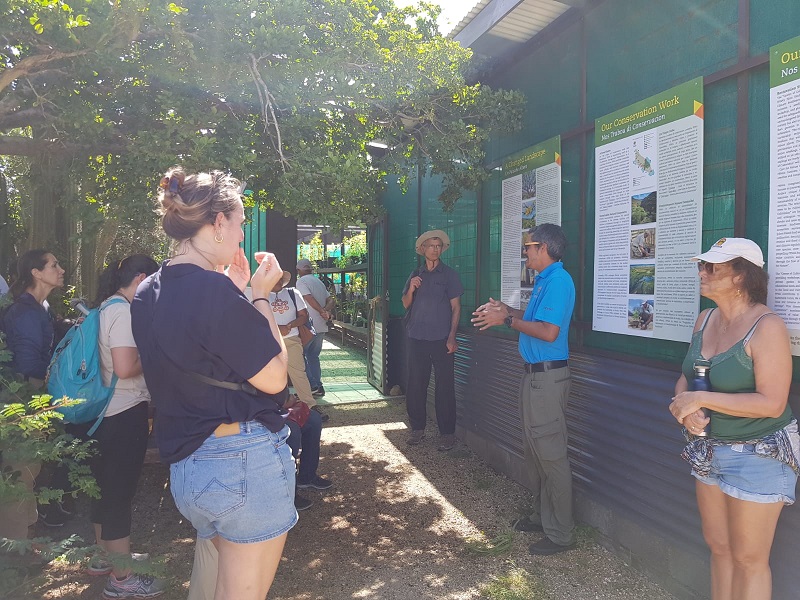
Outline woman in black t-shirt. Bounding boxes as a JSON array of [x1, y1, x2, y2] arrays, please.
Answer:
[[131, 168, 293, 600]]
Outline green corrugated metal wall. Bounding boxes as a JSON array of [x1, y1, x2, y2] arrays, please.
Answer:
[[380, 0, 800, 368]]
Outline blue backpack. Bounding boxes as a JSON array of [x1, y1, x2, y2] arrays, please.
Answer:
[[46, 298, 126, 435]]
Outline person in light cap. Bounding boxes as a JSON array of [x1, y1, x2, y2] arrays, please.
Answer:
[[670, 237, 798, 600], [402, 229, 463, 452], [690, 236, 765, 268], [296, 258, 335, 407]]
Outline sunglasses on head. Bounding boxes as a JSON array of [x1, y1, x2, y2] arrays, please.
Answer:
[[697, 260, 716, 274], [524, 241, 542, 247]]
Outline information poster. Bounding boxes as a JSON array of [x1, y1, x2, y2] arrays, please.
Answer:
[[768, 36, 800, 355], [500, 136, 561, 310], [592, 78, 704, 342]]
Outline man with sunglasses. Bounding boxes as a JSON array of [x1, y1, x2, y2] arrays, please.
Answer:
[[402, 230, 463, 451], [472, 223, 576, 555]]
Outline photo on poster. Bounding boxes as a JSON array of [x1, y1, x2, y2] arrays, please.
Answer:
[[522, 198, 536, 230], [628, 298, 654, 331], [630, 228, 656, 260], [520, 288, 532, 307], [522, 169, 536, 200], [629, 264, 655, 294], [631, 191, 657, 225], [520, 259, 536, 286]]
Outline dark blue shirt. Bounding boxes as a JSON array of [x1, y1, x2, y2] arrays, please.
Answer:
[[2, 292, 54, 379], [131, 263, 287, 464], [518, 262, 574, 363], [402, 261, 463, 341]]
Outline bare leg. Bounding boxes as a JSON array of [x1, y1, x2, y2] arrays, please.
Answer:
[[727, 495, 784, 600], [94, 523, 133, 579], [696, 480, 733, 600], [213, 533, 288, 600]]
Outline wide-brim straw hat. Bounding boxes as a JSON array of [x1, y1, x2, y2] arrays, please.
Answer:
[[415, 230, 451, 255], [279, 270, 292, 288]]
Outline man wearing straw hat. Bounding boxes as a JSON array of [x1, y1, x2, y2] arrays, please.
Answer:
[[402, 230, 463, 451]]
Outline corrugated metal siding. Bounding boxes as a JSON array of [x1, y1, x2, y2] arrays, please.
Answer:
[[379, 1, 800, 597]]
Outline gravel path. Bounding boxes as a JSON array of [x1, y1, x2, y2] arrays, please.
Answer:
[[26, 400, 679, 600]]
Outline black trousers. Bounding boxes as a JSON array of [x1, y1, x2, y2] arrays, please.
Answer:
[[88, 401, 150, 541], [406, 337, 456, 434]]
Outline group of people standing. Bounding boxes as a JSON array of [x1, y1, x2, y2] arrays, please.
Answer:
[[1, 168, 336, 599], [406, 225, 799, 599], [2, 168, 798, 600]]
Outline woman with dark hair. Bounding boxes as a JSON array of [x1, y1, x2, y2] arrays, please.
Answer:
[[131, 167, 293, 600], [0, 250, 64, 535], [2, 249, 64, 384], [669, 238, 799, 600], [84, 254, 165, 598]]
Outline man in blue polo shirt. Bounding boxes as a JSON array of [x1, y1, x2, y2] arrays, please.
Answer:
[[402, 229, 463, 452], [472, 223, 576, 556]]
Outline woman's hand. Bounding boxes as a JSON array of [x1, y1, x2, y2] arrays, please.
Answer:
[[225, 248, 251, 293], [251, 252, 283, 298], [681, 409, 710, 435], [669, 391, 704, 423]]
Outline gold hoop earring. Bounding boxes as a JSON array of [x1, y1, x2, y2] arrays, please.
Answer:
[[214, 231, 224, 244]]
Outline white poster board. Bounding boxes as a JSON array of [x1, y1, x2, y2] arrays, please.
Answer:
[[768, 36, 800, 355], [592, 78, 704, 342], [500, 137, 561, 310]]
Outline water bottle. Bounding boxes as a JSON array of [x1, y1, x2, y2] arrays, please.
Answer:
[[690, 359, 712, 437]]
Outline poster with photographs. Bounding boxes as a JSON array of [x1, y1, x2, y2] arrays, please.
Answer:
[[500, 136, 561, 310], [593, 78, 703, 342]]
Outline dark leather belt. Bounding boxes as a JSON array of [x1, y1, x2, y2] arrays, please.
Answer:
[[524, 360, 568, 373]]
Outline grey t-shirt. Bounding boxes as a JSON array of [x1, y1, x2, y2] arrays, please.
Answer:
[[296, 274, 330, 333]]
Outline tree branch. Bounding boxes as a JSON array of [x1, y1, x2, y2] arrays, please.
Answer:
[[0, 136, 126, 157], [0, 50, 90, 95]]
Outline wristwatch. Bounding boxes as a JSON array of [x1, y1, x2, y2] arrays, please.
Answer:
[[504, 315, 514, 328]]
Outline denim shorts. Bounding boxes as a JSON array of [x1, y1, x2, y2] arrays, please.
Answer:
[[693, 443, 798, 505], [170, 422, 298, 543]]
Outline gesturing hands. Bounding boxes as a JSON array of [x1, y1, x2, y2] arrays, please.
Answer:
[[471, 298, 509, 330]]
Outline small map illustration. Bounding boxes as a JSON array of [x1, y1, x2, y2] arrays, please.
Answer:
[[633, 149, 655, 176]]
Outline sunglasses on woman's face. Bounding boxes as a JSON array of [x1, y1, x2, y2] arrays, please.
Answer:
[[696, 260, 716, 274]]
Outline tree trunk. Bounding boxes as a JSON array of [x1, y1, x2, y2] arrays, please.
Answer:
[[0, 174, 13, 276]]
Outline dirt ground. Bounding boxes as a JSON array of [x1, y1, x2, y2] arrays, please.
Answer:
[[21, 400, 679, 600]]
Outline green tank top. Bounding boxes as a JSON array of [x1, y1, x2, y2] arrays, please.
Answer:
[[681, 309, 792, 441]]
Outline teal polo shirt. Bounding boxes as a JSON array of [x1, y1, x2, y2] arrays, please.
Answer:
[[518, 261, 575, 364]]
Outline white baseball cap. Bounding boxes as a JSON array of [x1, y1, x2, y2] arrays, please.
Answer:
[[692, 237, 764, 268]]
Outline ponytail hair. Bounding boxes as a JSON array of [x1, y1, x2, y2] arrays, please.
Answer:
[[95, 254, 159, 304], [10, 249, 51, 299]]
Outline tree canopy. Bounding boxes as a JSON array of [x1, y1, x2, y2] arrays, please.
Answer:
[[0, 0, 524, 276]]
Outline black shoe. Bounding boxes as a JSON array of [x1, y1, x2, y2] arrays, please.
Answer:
[[297, 476, 333, 491], [311, 386, 326, 398], [312, 405, 329, 422], [39, 507, 69, 527], [295, 494, 313, 511], [528, 537, 575, 555], [511, 516, 543, 533]]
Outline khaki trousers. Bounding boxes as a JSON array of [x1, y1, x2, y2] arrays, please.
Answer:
[[520, 366, 575, 546], [0, 461, 41, 539], [284, 335, 315, 408]]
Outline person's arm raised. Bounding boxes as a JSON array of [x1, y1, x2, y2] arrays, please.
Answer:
[[248, 252, 289, 394]]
